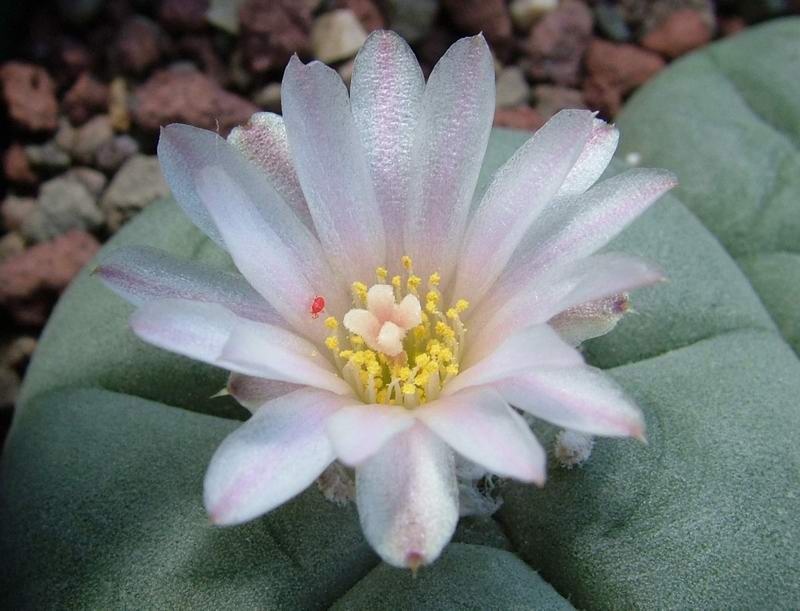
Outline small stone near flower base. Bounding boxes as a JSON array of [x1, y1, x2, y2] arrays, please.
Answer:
[[0, 62, 59, 132], [96, 135, 140, 173], [3, 143, 38, 185], [1, 196, 36, 232], [533, 85, 586, 119], [311, 10, 369, 64], [22, 174, 103, 243], [510, 0, 558, 32], [641, 9, 713, 58], [63, 72, 109, 125], [494, 106, 545, 132], [252, 82, 282, 113], [495, 66, 530, 109], [101, 155, 170, 232]]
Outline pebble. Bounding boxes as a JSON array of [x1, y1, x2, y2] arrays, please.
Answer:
[[3, 143, 38, 185], [1, 335, 38, 370], [311, 9, 369, 64], [336, 0, 386, 31], [22, 175, 104, 243], [1, 196, 36, 232], [109, 78, 131, 133], [443, 0, 512, 50], [593, 2, 631, 41], [641, 8, 713, 58], [495, 65, 531, 109], [65, 167, 107, 198], [239, 0, 312, 73], [532, 84, 586, 119], [0, 62, 59, 132], [63, 72, 109, 125], [385, 0, 439, 43], [0, 233, 25, 263], [0, 230, 101, 326], [95, 134, 140, 172], [522, 0, 593, 86], [159, 0, 211, 32], [71, 114, 114, 165], [115, 16, 164, 74], [251, 82, 282, 113], [101, 155, 170, 232], [0, 367, 20, 410], [133, 65, 257, 136], [24, 141, 71, 173], [583, 38, 665, 116], [493, 105, 545, 131], [509, 0, 558, 32]]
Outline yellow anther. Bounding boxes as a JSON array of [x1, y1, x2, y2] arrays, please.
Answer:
[[435, 321, 455, 339], [446, 364, 459, 376], [398, 366, 412, 381], [439, 347, 453, 362], [415, 354, 430, 368], [391, 275, 401, 289], [350, 335, 364, 346], [401, 256, 413, 271], [339, 350, 353, 360], [446, 308, 459, 320], [414, 325, 427, 341], [428, 272, 441, 287], [376, 266, 388, 281], [455, 299, 470, 313], [425, 301, 438, 314], [376, 388, 388, 403], [367, 361, 381, 376], [426, 291, 439, 304], [402, 382, 417, 395], [352, 281, 368, 303], [407, 275, 422, 291], [420, 312, 430, 324], [424, 361, 439, 374], [324, 316, 338, 330], [351, 351, 367, 365], [415, 372, 429, 387], [325, 336, 339, 350]]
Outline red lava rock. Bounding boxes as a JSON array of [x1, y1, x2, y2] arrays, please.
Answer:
[[583, 38, 665, 117], [533, 84, 586, 119], [133, 65, 258, 136], [493, 106, 545, 131], [0, 230, 100, 326], [115, 16, 164, 74], [522, 0, 592, 86], [0, 62, 59, 132], [239, 0, 312, 73], [177, 35, 229, 85], [63, 73, 110, 125], [336, 0, 386, 31], [160, 0, 210, 31], [443, 0, 512, 52], [3, 143, 38, 186], [641, 9, 713, 58]]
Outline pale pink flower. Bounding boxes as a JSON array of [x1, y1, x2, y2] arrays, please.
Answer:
[[97, 31, 676, 569]]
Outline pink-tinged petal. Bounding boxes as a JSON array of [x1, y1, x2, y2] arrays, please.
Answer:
[[159, 124, 348, 342], [227, 373, 302, 412], [418, 387, 545, 483], [326, 404, 415, 466], [506, 168, 678, 283], [469, 253, 664, 359], [549, 294, 629, 346], [448, 324, 583, 396], [282, 56, 386, 284], [227, 112, 313, 230], [495, 366, 646, 439], [366, 284, 397, 322], [343, 309, 380, 344], [130, 299, 237, 365], [395, 294, 422, 329], [96, 246, 280, 324], [377, 321, 404, 357], [219, 318, 353, 396], [204, 388, 350, 525], [556, 118, 619, 198], [356, 423, 458, 568], [453, 110, 595, 305], [351, 30, 425, 266], [404, 35, 495, 282]]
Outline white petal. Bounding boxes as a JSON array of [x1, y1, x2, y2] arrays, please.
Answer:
[[351, 30, 425, 266], [96, 246, 279, 323], [404, 35, 495, 281], [377, 321, 404, 357], [219, 318, 353, 396], [556, 118, 619, 197], [469, 253, 664, 361], [227, 373, 302, 412], [227, 112, 313, 229], [496, 366, 646, 439], [507, 168, 678, 281], [446, 324, 583, 396], [417, 387, 545, 483], [130, 299, 237, 365], [343, 309, 380, 344], [366, 283, 397, 322], [282, 56, 386, 284], [395, 293, 422, 329], [160, 124, 348, 342], [326, 404, 415, 466], [454, 109, 596, 305], [204, 388, 349, 525], [356, 423, 458, 568]]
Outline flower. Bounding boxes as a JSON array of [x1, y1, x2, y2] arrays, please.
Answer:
[[96, 30, 676, 569]]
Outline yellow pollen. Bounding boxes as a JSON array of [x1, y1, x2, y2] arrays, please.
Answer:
[[401, 256, 413, 271], [402, 382, 417, 395], [325, 336, 339, 351], [446, 308, 458, 320], [407, 275, 422, 292], [391, 275, 402, 289], [428, 272, 441, 287], [324, 316, 338, 330], [339, 350, 353, 360], [350, 335, 364, 346], [376, 266, 388, 281], [455, 299, 470, 313], [351, 281, 368, 303]]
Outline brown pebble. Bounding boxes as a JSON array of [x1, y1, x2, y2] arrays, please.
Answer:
[[641, 9, 713, 59], [0, 62, 59, 132], [493, 105, 546, 131]]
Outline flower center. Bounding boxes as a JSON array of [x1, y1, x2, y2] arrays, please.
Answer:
[[322, 256, 469, 408]]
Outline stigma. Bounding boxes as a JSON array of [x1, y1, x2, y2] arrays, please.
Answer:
[[322, 256, 469, 408]]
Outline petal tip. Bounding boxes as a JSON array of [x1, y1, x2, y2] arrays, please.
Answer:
[[406, 551, 426, 576]]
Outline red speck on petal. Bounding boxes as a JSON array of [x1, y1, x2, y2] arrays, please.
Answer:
[[310, 295, 325, 319]]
